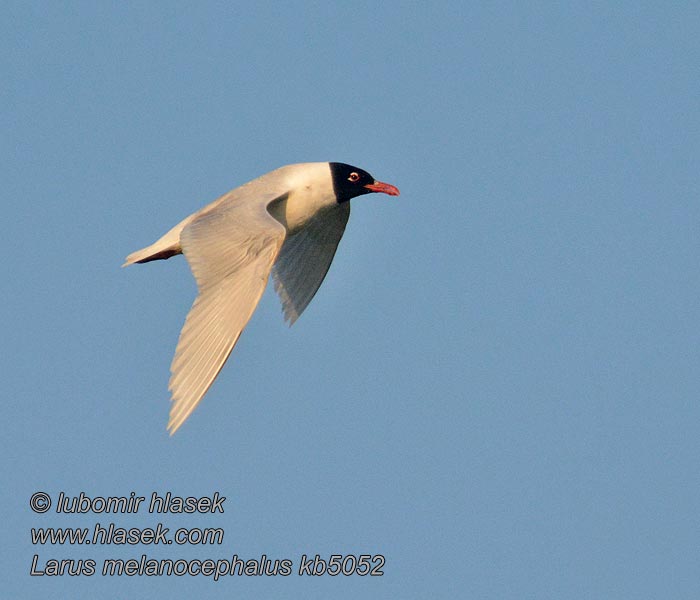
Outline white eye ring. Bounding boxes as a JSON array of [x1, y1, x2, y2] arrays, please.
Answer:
[[348, 172, 360, 182]]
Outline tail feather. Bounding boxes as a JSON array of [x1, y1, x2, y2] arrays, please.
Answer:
[[123, 217, 192, 267], [123, 244, 180, 267]]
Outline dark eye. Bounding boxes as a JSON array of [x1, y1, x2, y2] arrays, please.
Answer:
[[348, 172, 360, 183]]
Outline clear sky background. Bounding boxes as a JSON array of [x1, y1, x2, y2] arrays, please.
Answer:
[[4, 2, 699, 598]]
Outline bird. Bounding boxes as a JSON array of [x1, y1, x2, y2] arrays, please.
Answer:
[[124, 162, 400, 434]]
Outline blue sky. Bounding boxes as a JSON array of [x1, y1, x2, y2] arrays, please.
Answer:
[[4, 2, 700, 598]]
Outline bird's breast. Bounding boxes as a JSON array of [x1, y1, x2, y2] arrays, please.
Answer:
[[268, 185, 337, 234]]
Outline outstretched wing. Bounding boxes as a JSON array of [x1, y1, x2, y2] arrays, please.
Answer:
[[167, 194, 286, 434], [272, 203, 350, 325]]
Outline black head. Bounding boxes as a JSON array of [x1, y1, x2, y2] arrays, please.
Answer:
[[329, 162, 400, 203]]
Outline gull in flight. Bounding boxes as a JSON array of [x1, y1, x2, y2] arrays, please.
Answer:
[[124, 162, 399, 434]]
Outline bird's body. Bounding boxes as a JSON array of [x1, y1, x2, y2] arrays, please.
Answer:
[[124, 162, 399, 434]]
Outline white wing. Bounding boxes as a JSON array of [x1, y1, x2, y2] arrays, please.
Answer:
[[167, 193, 286, 434], [272, 203, 350, 324]]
